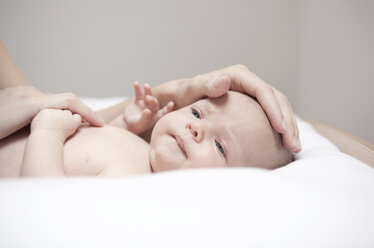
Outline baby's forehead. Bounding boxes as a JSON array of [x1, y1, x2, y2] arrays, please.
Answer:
[[197, 92, 269, 131], [200, 91, 261, 117]]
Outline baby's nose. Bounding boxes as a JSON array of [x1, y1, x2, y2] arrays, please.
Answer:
[[187, 122, 204, 143]]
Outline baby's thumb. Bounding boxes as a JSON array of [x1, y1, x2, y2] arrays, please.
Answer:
[[73, 114, 82, 126]]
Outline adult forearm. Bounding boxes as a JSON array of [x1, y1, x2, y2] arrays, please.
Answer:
[[21, 131, 65, 177], [152, 78, 184, 108], [95, 98, 132, 124], [0, 41, 29, 90]]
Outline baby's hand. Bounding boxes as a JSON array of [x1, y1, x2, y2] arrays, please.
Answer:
[[30, 109, 82, 142], [123, 82, 174, 134]]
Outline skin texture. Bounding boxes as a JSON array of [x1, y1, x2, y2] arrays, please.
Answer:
[[149, 91, 292, 172]]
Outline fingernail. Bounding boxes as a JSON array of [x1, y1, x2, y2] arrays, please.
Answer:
[[294, 138, 301, 151], [99, 117, 105, 125], [297, 139, 302, 150]]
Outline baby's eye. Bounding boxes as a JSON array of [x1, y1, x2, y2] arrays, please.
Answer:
[[191, 108, 201, 119], [215, 141, 225, 156]]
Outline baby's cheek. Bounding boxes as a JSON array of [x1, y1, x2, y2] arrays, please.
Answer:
[[188, 150, 224, 169], [150, 145, 182, 172]]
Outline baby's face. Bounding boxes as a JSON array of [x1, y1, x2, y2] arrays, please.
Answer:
[[149, 91, 280, 172]]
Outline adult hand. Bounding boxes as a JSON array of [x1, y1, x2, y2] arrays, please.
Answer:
[[177, 65, 301, 153], [0, 85, 104, 140]]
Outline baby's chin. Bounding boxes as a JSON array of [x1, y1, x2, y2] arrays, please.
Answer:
[[148, 147, 160, 172], [148, 146, 177, 172]]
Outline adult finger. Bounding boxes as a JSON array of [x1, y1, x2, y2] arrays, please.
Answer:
[[273, 89, 302, 152], [276, 91, 301, 152], [45, 93, 104, 127], [285, 98, 301, 152], [274, 90, 301, 152], [254, 86, 287, 135], [190, 73, 231, 100], [206, 74, 231, 98]]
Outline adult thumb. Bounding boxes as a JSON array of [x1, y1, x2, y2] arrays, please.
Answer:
[[205, 74, 231, 98]]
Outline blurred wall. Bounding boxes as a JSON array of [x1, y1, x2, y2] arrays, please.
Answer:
[[0, 0, 373, 142], [298, 0, 374, 143]]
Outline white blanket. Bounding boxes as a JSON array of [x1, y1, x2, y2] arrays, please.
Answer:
[[0, 97, 373, 248]]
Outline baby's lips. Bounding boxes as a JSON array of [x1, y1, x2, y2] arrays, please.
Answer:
[[175, 135, 185, 152]]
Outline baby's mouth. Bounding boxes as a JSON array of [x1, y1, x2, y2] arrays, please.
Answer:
[[174, 134, 187, 156]]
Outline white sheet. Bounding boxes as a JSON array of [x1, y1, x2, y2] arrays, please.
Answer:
[[0, 97, 373, 248]]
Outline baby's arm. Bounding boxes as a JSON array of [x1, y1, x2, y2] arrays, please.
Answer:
[[21, 109, 82, 177]]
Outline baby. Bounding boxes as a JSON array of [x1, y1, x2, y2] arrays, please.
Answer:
[[0, 84, 292, 177]]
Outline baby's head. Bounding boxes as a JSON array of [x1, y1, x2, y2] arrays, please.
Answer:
[[149, 91, 292, 172]]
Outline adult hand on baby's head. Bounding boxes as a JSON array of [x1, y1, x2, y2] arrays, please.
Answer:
[[183, 65, 301, 153], [123, 82, 174, 135], [30, 109, 82, 142]]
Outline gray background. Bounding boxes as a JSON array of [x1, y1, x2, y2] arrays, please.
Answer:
[[0, 0, 373, 143]]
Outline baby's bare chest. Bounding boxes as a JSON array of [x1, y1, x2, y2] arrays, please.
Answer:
[[63, 126, 151, 176]]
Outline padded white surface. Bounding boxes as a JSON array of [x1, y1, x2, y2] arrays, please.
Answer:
[[0, 97, 373, 248]]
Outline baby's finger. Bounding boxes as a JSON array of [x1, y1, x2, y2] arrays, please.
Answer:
[[134, 81, 143, 100], [145, 95, 159, 112], [73, 114, 82, 125], [144, 84, 153, 97], [137, 109, 152, 128], [157, 101, 174, 119], [166, 101, 174, 112]]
